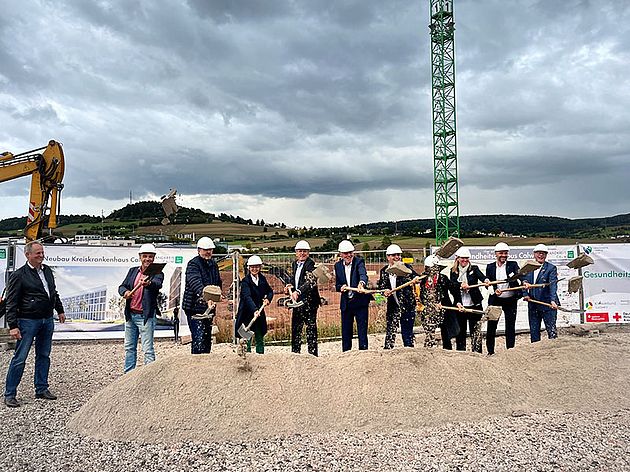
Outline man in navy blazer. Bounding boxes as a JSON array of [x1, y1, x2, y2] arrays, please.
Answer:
[[334, 240, 372, 351], [522, 244, 559, 342], [484, 242, 523, 355], [119, 243, 164, 373]]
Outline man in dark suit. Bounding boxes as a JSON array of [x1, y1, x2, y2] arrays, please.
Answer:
[[484, 242, 523, 355], [286, 240, 321, 356], [235, 255, 274, 354], [4, 241, 65, 408], [119, 243, 164, 372], [334, 240, 372, 351], [377, 244, 419, 349], [522, 244, 559, 342]]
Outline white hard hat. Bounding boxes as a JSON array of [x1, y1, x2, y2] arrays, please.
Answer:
[[138, 243, 156, 254], [247, 255, 263, 266], [294, 240, 311, 251], [197, 236, 215, 249], [386, 244, 402, 255], [533, 243, 549, 253], [494, 242, 510, 252], [455, 247, 471, 258], [338, 240, 355, 253], [424, 254, 440, 268]]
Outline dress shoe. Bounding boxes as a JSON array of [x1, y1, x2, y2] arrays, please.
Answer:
[[4, 397, 20, 408], [35, 390, 57, 400]]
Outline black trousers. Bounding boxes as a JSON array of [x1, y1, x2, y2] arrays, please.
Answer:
[[441, 324, 452, 350], [455, 304, 483, 353], [291, 307, 318, 356], [486, 297, 518, 354], [185, 311, 212, 354], [384, 307, 416, 349], [341, 306, 369, 351], [440, 310, 461, 350]]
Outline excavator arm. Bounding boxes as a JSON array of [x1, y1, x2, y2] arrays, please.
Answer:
[[0, 140, 65, 241]]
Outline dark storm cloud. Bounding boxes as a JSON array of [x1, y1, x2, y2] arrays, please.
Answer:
[[1, 0, 629, 224]]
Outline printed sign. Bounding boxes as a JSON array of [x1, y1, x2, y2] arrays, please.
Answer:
[[582, 243, 630, 324]]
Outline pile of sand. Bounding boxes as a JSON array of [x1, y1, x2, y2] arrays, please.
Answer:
[[69, 333, 630, 443]]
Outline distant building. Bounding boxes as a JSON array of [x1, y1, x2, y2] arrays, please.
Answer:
[[168, 267, 182, 310], [85, 239, 135, 247], [61, 285, 110, 321], [74, 235, 101, 242], [175, 232, 196, 241], [228, 245, 248, 252]]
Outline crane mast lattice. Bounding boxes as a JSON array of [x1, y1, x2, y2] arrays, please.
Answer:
[[429, 0, 460, 244]]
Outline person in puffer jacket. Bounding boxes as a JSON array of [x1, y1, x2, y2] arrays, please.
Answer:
[[182, 237, 222, 354]]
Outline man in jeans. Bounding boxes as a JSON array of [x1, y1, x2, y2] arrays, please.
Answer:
[[4, 241, 65, 408], [119, 243, 164, 373]]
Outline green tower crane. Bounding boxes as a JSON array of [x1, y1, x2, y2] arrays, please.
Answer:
[[429, 0, 460, 244]]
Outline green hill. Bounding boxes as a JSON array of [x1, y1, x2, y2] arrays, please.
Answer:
[[1, 200, 628, 245]]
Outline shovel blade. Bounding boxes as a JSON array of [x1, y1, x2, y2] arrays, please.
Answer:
[[517, 260, 542, 277], [238, 324, 254, 340], [558, 306, 586, 314], [567, 254, 594, 269], [567, 276, 583, 294], [285, 300, 305, 309], [435, 237, 464, 258], [485, 306, 503, 321]]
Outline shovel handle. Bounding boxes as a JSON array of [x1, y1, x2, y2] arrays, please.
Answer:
[[389, 275, 425, 293], [126, 275, 150, 297], [529, 298, 583, 314], [342, 286, 368, 293], [342, 275, 425, 295], [499, 285, 527, 292], [527, 298, 556, 309], [516, 277, 567, 293], [244, 305, 265, 331], [341, 284, 379, 294], [466, 280, 504, 289], [440, 305, 485, 316]]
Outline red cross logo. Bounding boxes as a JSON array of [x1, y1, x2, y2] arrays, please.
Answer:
[[613, 313, 621, 322]]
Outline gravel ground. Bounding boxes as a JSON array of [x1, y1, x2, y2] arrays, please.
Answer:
[[1, 333, 629, 471]]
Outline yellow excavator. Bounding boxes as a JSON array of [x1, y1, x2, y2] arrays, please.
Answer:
[[0, 140, 65, 241]]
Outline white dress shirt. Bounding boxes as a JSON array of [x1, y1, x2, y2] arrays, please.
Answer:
[[28, 262, 50, 298]]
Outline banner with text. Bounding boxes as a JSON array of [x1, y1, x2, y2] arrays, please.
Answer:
[[441, 245, 582, 332], [15, 245, 202, 340], [581, 243, 630, 324]]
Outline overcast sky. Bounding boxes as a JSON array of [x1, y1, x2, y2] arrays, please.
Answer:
[[1, 0, 629, 227]]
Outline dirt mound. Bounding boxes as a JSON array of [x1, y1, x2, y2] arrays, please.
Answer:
[[68, 334, 630, 443]]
